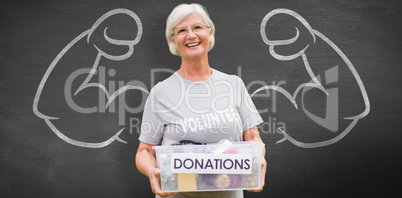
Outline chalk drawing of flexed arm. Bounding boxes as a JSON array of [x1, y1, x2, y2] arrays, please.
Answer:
[[253, 8, 370, 148], [33, 9, 147, 148]]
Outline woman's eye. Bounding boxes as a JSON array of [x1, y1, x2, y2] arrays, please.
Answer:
[[194, 26, 202, 30], [178, 29, 185, 34]]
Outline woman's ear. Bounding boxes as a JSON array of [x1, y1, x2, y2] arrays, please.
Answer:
[[169, 42, 178, 55], [171, 38, 177, 47], [171, 39, 176, 48]]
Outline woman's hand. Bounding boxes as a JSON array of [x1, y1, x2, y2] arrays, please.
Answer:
[[247, 157, 267, 192], [136, 142, 178, 197], [243, 126, 267, 193], [148, 168, 178, 197]]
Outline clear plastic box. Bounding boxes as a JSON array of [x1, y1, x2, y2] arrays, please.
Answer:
[[153, 141, 264, 192]]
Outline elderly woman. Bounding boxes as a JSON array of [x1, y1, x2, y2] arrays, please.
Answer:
[[136, 3, 266, 198]]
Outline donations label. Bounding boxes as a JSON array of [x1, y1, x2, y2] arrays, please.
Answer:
[[170, 153, 253, 174]]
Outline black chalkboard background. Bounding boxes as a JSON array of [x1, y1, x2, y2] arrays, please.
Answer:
[[1, 0, 402, 197]]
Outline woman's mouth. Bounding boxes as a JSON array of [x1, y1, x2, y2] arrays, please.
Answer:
[[186, 42, 201, 48]]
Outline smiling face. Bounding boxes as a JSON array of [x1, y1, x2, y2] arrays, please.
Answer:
[[172, 13, 211, 61]]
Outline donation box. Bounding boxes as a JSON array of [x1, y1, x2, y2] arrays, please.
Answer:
[[153, 141, 264, 192]]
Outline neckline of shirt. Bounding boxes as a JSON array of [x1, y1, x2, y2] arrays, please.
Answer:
[[174, 68, 216, 84]]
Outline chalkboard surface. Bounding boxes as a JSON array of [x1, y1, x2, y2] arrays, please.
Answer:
[[1, 0, 401, 197]]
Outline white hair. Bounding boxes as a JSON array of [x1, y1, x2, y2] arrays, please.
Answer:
[[165, 3, 216, 56]]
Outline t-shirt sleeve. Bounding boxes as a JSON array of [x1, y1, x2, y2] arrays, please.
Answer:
[[138, 88, 164, 145], [236, 77, 264, 132]]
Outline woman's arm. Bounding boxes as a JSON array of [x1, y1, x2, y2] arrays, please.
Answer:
[[136, 142, 178, 197], [243, 126, 267, 192]]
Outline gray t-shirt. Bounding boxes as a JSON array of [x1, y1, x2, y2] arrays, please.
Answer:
[[139, 68, 263, 198]]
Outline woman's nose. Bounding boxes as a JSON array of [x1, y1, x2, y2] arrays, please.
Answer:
[[186, 29, 196, 39]]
